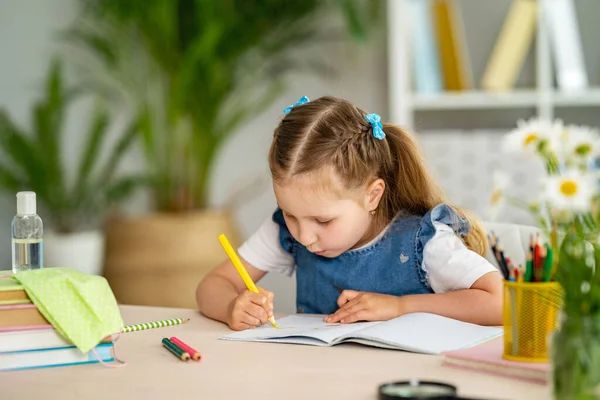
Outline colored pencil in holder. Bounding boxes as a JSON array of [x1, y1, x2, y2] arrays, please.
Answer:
[[529, 234, 535, 260], [507, 257, 516, 282], [489, 233, 508, 279], [524, 251, 533, 283], [497, 245, 510, 279], [534, 244, 546, 282], [542, 243, 554, 282]]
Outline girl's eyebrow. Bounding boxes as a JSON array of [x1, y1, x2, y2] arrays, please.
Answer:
[[278, 204, 335, 220]]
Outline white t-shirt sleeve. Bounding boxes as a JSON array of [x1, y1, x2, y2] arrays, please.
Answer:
[[423, 221, 499, 293], [237, 215, 296, 277]]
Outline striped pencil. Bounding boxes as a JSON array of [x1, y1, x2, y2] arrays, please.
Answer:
[[122, 318, 190, 333]]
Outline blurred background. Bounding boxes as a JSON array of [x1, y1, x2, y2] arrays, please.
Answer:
[[1, 0, 599, 313]]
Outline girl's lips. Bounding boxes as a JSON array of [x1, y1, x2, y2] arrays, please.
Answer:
[[314, 250, 326, 255]]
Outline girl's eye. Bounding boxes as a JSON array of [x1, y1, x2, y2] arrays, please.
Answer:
[[316, 219, 332, 226], [284, 213, 295, 220]]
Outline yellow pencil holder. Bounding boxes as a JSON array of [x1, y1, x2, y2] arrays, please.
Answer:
[[502, 281, 562, 362]]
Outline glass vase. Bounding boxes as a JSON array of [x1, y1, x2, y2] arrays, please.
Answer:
[[551, 313, 600, 400]]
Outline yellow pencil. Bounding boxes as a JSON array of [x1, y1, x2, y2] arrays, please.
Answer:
[[218, 233, 278, 328]]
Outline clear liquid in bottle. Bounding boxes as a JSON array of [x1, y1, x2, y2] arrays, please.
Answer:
[[12, 237, 43, 273], [11, 192, 44, 274]]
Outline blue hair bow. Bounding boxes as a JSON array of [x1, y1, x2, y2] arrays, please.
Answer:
[[366, 113, 385, 140], [283, 96, 310, 114]]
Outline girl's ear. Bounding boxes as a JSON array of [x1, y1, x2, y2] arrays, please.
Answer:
[[365, 178, 385, 212]]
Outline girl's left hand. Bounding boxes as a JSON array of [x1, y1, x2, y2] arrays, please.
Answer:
[[324, 290, 407, 324]]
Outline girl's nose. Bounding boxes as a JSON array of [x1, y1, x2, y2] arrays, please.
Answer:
[[297, 226, 317, 248]]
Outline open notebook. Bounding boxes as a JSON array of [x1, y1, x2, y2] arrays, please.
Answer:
[[221, 313, 503, 355]]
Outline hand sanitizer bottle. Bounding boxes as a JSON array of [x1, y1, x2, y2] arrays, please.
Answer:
[[12, 191, 44, 273]]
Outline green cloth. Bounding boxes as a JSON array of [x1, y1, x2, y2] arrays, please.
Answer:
[[12, 267, 123, 353]]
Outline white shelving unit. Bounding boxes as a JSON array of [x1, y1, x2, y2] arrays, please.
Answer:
[[412, 89, 539, 110], [387, 0, 600, 130]]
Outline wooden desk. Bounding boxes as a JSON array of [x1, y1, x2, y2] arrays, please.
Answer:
[[1, 305, 550, 399]]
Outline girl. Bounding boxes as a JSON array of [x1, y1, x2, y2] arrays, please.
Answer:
[[197, 96, 502, 331]]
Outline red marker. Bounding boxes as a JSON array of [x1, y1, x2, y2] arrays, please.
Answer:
[[170, 337, 201, 361]]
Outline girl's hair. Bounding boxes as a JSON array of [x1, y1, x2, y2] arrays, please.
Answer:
[[269, 96, 488, 256]]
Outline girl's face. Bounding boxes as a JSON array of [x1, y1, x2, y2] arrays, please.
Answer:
[[273, 170, 384, 258]]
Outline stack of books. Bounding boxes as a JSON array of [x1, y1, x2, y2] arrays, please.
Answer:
[[0, 276, 114, 371]]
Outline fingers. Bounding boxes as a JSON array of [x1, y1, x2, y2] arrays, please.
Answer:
[[245, 303, 269, 325], [327, 303, 360, 323], [249, 292, 274, 317], [239, 312, 262, 328], [229, 305, 267, 330], [229, 321, 256, 331], [229, 289, 274, 331], [337, 310, 368, 324], [337, 289, 360, 307], [256, 286, 275, 312], [325, 312, 345, 323], [327, 291, 368, 323], [326, 298, 361, 323], [328, 297, 370, 323]]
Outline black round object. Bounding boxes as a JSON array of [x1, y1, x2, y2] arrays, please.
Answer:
[[378, 380, 458, 399]]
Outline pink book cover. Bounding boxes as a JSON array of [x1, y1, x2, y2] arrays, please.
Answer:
[[0, 325, 53, 333], [0, 303, 36, 310], [441, 339, 549, 384]]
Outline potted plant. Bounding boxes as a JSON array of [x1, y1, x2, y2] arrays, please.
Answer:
[[65, 0, 380, 307], [0, 58, 145, 276], [490, 118, 600, 399]]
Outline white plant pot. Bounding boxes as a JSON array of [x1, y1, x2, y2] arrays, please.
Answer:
[[43, 230, 105, 276]]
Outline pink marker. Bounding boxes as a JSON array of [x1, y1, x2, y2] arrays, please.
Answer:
[[170, 336, 201, 361]]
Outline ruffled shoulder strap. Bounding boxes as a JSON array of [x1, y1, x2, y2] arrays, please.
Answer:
[[416, 203, 471, 266]]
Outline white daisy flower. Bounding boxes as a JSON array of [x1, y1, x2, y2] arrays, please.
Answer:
[[562, 124, 600, 161], [542, 169, 597, 213], [502, 118, 564, 156]]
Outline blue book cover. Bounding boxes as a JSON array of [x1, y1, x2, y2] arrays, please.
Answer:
[[410, 0, 444, 94], [0, 342, 114, 371]]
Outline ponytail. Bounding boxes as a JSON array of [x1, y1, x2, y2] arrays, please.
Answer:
[[379, 124, 488, 257]]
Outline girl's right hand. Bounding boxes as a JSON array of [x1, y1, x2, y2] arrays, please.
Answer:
[[227, 286, 274, 331]]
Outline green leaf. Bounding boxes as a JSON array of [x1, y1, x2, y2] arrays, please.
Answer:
[[0, 163, 23, 192], [103, 174, 149, 206], [73, 103, 110, 202], [0, 110, 48, 198], [96, 117, 140, 189], [216, 79, 285, 139], [39, 58, 66, 160], [341, 0, 366, 40], [590, 243, 600, 314], [61, 27, 117, 66], [557, 232, 596, 315], [32, 58, 69, 206]]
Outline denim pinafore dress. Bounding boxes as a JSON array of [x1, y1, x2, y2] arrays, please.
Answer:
[[272, 204, 470, 314]]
